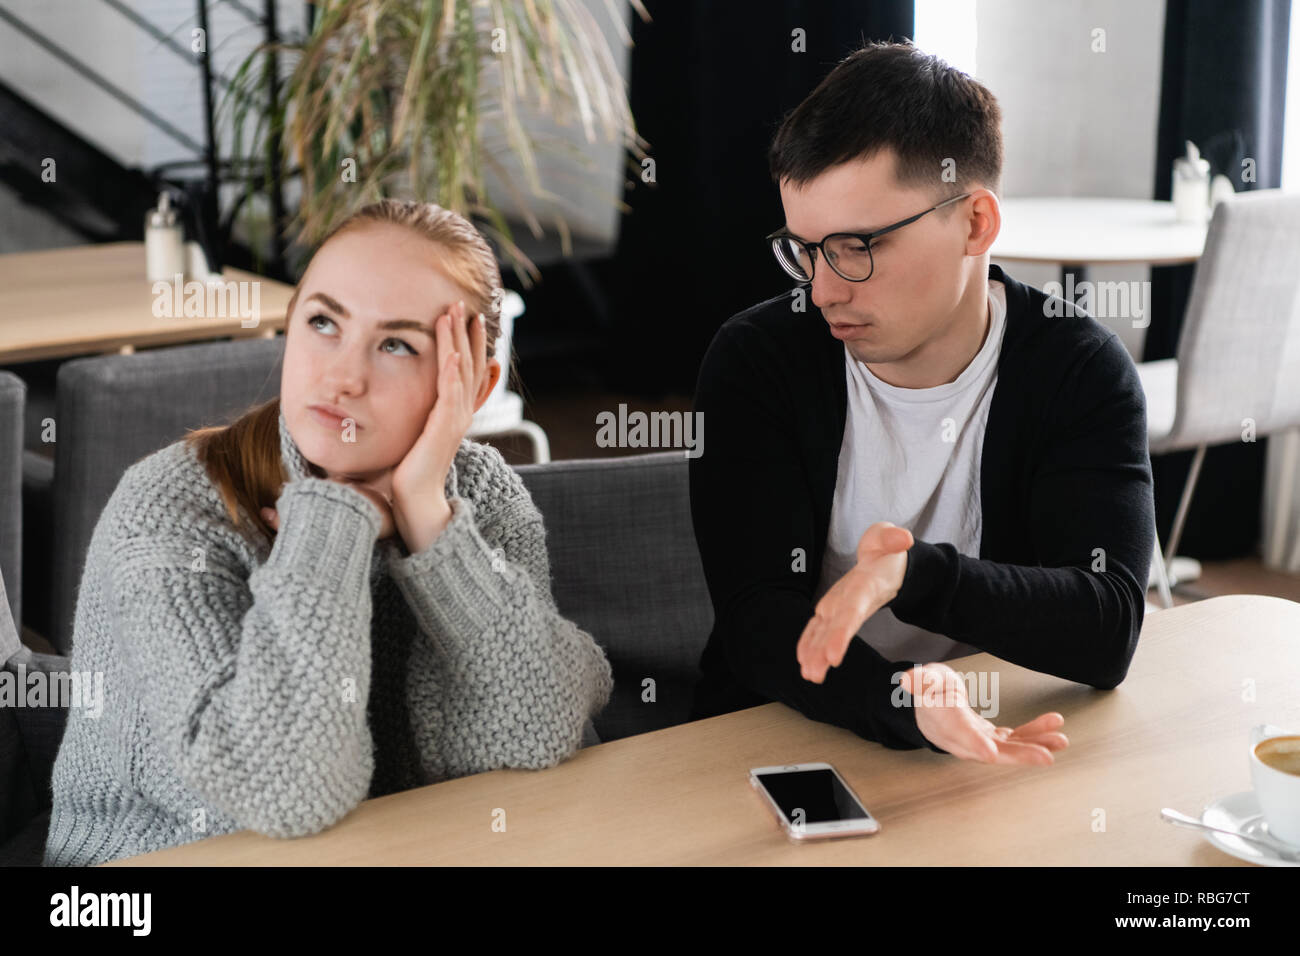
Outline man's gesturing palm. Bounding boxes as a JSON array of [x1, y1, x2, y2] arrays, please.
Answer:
[[900, 663, 1069, 764], [796, 521, 913, 684]]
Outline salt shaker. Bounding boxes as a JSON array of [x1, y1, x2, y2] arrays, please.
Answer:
[[1172, 140, 1211, 224], [145, 192, 185, 281]]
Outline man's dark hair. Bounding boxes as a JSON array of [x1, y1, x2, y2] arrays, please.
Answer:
[[769, 40, 1003, 198]]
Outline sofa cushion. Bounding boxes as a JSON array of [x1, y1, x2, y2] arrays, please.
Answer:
[[516, 452, 713, 741]]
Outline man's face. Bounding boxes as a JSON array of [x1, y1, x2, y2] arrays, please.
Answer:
[[778, 150, 982, 368]]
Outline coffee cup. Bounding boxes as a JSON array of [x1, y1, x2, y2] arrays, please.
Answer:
[[1250, 724, 1300, 847]]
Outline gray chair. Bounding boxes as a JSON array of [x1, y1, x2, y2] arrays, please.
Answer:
[[515, 452, 713, 741], [20, 328, 714, 726], [1137, 189, 1300, 608], [2, 371, 70, 866], [23, 337, 284, 652], [0, 372, 23, 633], [3, 441, 712, 864]]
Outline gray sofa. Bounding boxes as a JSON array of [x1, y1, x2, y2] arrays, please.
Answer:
[[3, 336, 715, 864], [514, 452, 713, 740], [22, 338, 282, 651]]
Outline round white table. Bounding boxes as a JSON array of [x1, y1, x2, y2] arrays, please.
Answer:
[[991, 197, 1209, 285]]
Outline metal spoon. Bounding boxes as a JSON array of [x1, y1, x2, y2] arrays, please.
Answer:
[[1161, 807, 1300, 861]]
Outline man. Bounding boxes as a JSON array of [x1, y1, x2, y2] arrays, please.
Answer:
[[688, 40, 1154, 763]]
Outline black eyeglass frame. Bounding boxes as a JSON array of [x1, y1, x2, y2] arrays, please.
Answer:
[[766, 192, 972, 283]]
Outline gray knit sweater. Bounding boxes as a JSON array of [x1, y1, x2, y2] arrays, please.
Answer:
[[43, 407, 613, 866]]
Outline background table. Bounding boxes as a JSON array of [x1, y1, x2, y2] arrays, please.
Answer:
[[991, 197, 1210, 282], [109, 594, 1300, 866], [0, 242, 295, 363]]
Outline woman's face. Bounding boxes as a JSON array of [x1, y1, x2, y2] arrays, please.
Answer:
[[281, 222, 500, 484]]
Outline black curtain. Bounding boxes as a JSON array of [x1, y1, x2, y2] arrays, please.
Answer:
[[605, 0, 915, 395], [1148, 0, 1291, 560]]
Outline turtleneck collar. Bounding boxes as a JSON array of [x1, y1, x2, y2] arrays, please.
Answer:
[[278, 403, 318, 483]]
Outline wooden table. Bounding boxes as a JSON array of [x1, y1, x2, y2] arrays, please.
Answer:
[[110, 594, 1300, 866], [0, 242, 295, 363]]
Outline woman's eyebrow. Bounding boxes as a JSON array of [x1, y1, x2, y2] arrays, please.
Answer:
[[376, 318, 436, 339], [304, 291, 436, 339], [304, 291, 350, 316]]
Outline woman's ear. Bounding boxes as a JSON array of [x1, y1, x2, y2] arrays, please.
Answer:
[[473, 358, 503, 413]]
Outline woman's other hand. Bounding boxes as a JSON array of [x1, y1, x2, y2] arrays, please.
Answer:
[[261, 473, 397, 540]]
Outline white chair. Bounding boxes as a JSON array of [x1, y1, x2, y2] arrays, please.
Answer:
[[468, 289, 551, 463], [1137, 189, 1300, 608]]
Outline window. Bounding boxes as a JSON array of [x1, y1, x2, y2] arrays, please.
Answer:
[[914, 0, 978, 77]]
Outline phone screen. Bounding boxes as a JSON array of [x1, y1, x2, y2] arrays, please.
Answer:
[[754, 768, 871, 824]]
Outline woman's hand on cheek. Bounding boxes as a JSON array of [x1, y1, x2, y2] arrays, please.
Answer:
[[390, 298, 488, 555]]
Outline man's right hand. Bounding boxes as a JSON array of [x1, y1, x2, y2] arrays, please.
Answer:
[[899, 663, 1069, 764]]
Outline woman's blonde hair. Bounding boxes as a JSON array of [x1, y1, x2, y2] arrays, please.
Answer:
[[184, 199, 506, 543]]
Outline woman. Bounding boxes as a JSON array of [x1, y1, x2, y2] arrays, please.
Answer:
[[43, 199, 613, 866]]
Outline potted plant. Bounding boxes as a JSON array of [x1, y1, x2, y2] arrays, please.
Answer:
[[223, 0, 649, 283]]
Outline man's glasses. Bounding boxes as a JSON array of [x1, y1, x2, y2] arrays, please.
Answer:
[[766, 192, 971, 283]]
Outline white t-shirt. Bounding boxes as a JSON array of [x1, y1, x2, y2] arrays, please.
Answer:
[[814, 280, 1008, 663]]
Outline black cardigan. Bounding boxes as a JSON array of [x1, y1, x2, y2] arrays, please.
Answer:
[[687, 263, 1156, 751]]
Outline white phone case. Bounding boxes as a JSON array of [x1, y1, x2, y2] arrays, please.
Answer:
[[749, 762, 881, 841]]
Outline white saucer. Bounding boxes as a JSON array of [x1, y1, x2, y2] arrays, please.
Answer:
[[1202, 791, 1300, 866]]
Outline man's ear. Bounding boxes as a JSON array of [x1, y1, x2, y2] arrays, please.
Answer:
[[473, 358, 503, 413], [964, 188, 1001, 256]]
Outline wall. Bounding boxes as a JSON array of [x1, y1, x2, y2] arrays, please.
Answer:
[[971, 0, 1168, 360]]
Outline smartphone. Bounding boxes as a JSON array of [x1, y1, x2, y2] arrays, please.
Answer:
[[749, 762, 881, 841]]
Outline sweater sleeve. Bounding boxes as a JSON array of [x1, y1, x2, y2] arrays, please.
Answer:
[[386, 480, 614, 780], [886, 332, 1155, 689], [690, 320, 943, 752], [108, 476, 382, 838]]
